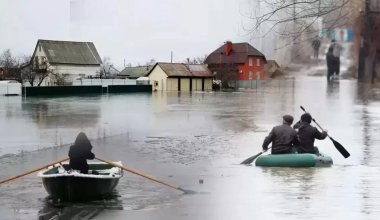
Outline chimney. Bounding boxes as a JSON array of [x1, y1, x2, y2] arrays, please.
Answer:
[[224, 41, 232, 56]]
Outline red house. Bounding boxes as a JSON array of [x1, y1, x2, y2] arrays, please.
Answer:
[[205, 41, 267, 86]]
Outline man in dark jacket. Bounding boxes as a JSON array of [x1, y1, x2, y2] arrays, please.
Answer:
[[68, 132, 95, 173], [293, 113, 328, 154], [326, 47, 335, 81], [262, 115, 299, 154]]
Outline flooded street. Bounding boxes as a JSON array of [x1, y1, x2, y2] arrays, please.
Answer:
[[1, 73, 380, 219]]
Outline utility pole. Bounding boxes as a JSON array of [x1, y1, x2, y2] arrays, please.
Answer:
[[171, 51, 173, 63]]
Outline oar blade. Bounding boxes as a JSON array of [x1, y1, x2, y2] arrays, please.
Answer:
[[330, 137, 350, 158], [178, 187, 197, 194], [240, 152, 263, 165]]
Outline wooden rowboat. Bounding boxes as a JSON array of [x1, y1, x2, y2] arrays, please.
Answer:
[[37, 161, 123, 201]]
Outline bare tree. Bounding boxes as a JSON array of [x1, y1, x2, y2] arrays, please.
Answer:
[[0, 49, 16, 68], [208, 63, 240, 89], [145, 58, 156, 66], [245, 0, 355, 37], [242, 0, 359, 56], [0, 49, 29, 83], [183, 55, 208, 64], [21, 56, 51, 86], [194, 54, 208, 64], [50, 72, 69, 86], [100, 56, 112, 78], [23, 68, 50, 86]]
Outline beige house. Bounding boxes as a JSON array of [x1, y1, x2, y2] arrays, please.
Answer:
[[147, 63, 213, 91]]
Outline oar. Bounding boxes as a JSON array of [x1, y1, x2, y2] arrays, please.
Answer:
[[0, 157, 69, 185], [300, 106, 350, 158], [95, 157, 195, 194], [240, 147, 272, 165]]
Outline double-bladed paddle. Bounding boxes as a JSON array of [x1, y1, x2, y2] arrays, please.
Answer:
[[240, 147, 272, 165], [300, 106, 350, 158]]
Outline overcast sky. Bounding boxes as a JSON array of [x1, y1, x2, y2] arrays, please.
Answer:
[[0, 0, 267, 69]]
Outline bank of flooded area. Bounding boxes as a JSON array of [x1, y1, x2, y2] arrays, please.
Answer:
[[2, 76, 380, 219]]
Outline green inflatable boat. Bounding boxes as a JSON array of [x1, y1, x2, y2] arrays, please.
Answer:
[[255, 152, 333, 167]]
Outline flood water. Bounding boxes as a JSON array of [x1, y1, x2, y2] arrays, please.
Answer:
[[1, 74, 380, 219]]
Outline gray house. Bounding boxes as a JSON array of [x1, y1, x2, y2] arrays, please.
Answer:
[[118, 65, 153, 79], [31, 39, 102, 85]]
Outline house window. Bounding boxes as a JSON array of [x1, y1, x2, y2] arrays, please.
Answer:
[[249, 57, 253, 66], [249, 71, 253, 80], [257, 58, 260, 66], [256, 72, 260, 80]]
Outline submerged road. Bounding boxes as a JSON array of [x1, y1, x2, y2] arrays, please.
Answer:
[[1, 73, 380, 219]]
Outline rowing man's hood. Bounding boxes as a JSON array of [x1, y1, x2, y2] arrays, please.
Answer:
[[74, 132, 93, 150]]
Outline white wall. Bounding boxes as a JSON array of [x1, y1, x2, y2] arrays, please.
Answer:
[[0, 81, 22, 95], [51, 64, 100, 79]]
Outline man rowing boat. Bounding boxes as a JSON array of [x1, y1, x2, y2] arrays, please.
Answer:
[[262, 115, 299, 154], [293, 113, 328, 154], [68, 132, 95, 174]]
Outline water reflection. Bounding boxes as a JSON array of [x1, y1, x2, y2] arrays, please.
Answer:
[[38, 194, 123, 220], [262, 167, 316, 194], [21, 96, 101, 129], [326, 80, 340, 98]]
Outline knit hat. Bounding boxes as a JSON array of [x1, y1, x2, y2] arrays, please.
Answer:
[[301, 113, 312, 123]]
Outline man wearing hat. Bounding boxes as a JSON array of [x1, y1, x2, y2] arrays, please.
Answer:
[[293, 113, 328, 154], [262, 115, 299, 154]]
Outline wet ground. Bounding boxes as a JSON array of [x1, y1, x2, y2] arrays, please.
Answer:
[[1, 72, 380, 219]]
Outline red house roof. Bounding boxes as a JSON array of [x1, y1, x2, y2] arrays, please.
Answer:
[[205, 42, 266, 64]]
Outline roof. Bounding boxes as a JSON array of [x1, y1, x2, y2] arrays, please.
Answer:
[[119, 66, 153, 78], [187, 64, 213, 77], [147, 63, 213, 77], [158, 63, 191, 77], [205, 42, 266, 64], [33, 39, 102, 65]]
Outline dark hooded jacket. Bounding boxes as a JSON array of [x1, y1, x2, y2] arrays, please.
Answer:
[[68, 132, 95, 173], [262, 124, 299, 154], [293, 121, 327, 153]]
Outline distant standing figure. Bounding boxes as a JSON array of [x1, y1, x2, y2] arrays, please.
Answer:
[[262, 115, 299, 154], [326, 47, 335, 81], [329, 39, 342, 77], [311, 37, 321, 59], [68, 132, 95, 174], [293, 113, 328, 154]]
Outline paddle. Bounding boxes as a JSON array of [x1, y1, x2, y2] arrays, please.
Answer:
[[95, 157, 195, 194], [0, 157, 69, 185], [300, 106, 350, 158], [240, 147, 272, 165]]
